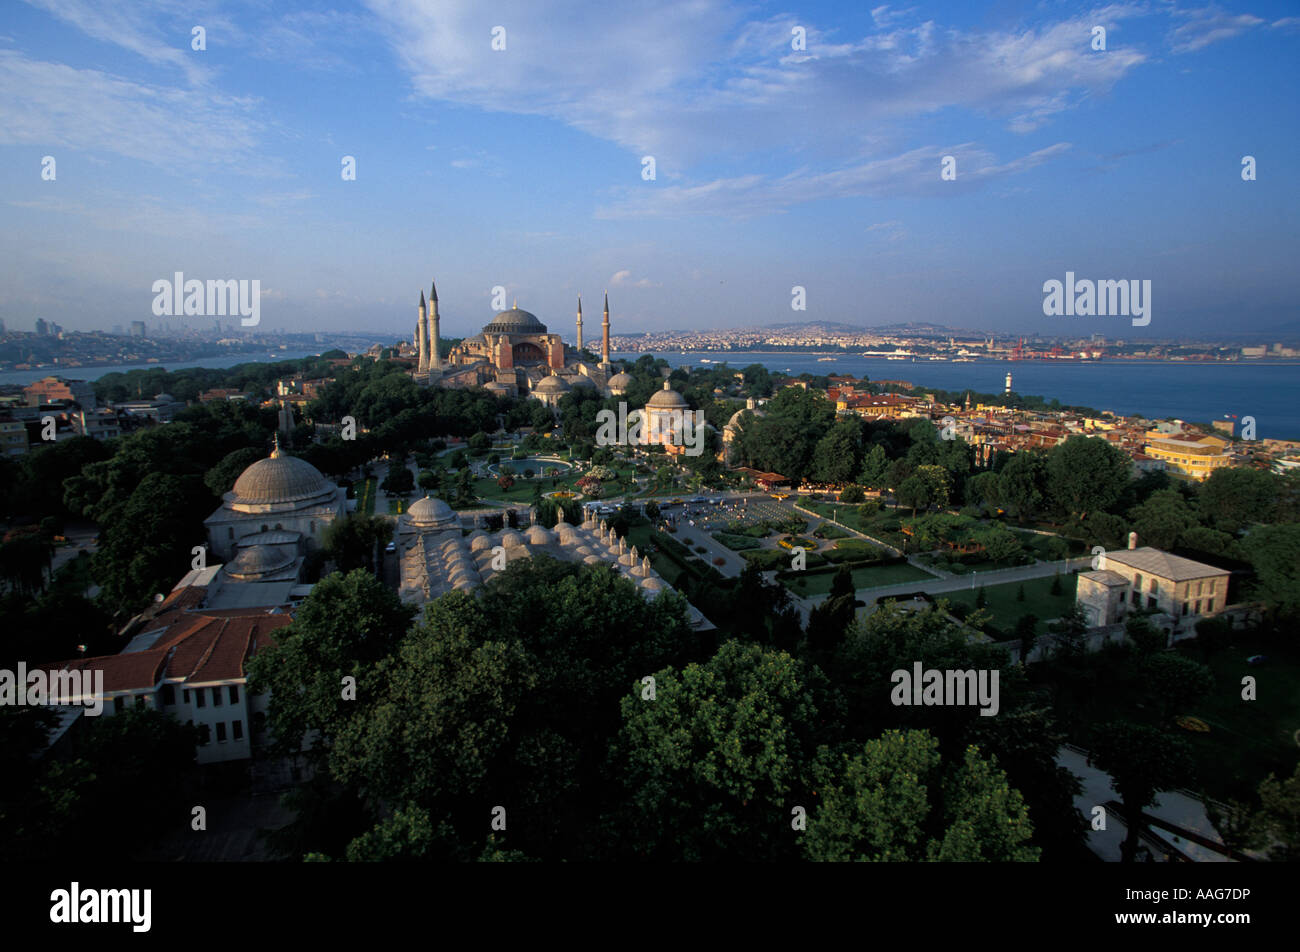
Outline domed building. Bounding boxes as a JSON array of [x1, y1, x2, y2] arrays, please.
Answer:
[[204, 437, 346, 561], [533, 371, 571, 410], [642, 380, 691, 454], [722, 397, 765, 465], [420, 279, 626, 401], [606, 371, 633, 396]]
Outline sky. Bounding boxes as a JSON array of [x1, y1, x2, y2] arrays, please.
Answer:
[[1, 0, 1298, 341]]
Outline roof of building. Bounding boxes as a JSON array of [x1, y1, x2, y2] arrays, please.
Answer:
[[229, 443, 334, 508], [1079, 569, 1129, 587], [1103, 546, 1229, 581], [483, 307, 547, 335], [534, 374, 571, 393], [404, 495, 459, 528], [646, 380, 688, 408]]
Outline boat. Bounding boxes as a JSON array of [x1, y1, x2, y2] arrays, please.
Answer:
[[817, 357, 835, 362]]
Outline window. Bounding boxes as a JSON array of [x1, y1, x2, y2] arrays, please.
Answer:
[[216, 722, 227, 743], [1209, 579, 1217, 594], [1194, 599, 1202, 614], [1196, 580, 1204, 596], [1134, 573, 1143, 590], [1149, 579, 1158, 593], [1182, 601, 1189, 615], [162, 684, 175, 706], [228, 685, 239, 704], [1148, 596, 1157, 610], [196, 690, 206, 709], [198, 724, 211, 745], [212, 686, 223, 707], [232, 720, 243, 741], [114, 696, 125, 714]]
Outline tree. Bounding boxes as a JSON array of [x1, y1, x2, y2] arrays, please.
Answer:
[[204, 446, 264, 497], [812, 419, 864, 485], [998, 451, 1046, 520], [896, 474, 928, 517], [1045, 436, 1130, 521], [807, 594, 856, 655], [455, 467, 474, 506], [644, 499, 660, 521], [802, 730, 1039, 862], [1199, 467, 1277, 533], [1016, 584, 1026, 602], [1242, 523, 1300, 623], [1091, 721, 1194, 862], [381, 464, 414, 496], [1014, 613, 1038, 662], [1254, 762, 1300, 862], [858, 445, 889, 489], [468, 431, 491, 453], [1129, 489, 1197, 551], [497, 473, 516, 492], [1136, 653, 1213, 723], [1048, 603, 1088, 660], [839, 484, 865, 504], [247, 570, 415, 758], [609, 640, 825, 861], [915, 465, 952, 511], [1125, 615, 1166, 656], [975, 586, 987, 608], [323, 514, 392, 574]]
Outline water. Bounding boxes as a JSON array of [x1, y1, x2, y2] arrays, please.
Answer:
[[616, 352, 1300, 441], [0, 350, 326, 386]]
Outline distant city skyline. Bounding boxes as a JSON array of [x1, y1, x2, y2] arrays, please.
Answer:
[[2, 1, 1298, 337]]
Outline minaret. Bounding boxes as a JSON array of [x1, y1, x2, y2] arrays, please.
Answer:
[[417, 291, 428, 373], [576, 295, 584, 355], [601, 290, 611, 368], [428, 280, 441, 371]]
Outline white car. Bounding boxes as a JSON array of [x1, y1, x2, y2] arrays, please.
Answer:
[[385, 542, 396, 553]]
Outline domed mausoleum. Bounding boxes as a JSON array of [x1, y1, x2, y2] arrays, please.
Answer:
[[204, 437, 346, 562]]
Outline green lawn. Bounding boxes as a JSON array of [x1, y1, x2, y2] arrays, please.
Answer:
[[1179, 642, 1300, 802], [784, 561, 938, 597], [942, 573, 1078, 635]]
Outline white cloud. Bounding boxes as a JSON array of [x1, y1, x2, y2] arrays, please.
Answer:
[[0, 51, 266, 170], [1168, 7, 1265, 54]]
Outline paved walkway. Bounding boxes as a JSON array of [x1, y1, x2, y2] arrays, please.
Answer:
[[1056, 746, 1240, 863]]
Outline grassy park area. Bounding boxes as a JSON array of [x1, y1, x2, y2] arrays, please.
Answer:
[[942, 573, 1078, 635], [784, 561, 938, 597]]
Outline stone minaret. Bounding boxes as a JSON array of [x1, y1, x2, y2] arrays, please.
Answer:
[[428, 279, 441, 371], [576, 295, 583, 354], [601, 290, 610, 367], [417, 291, 428, 373]]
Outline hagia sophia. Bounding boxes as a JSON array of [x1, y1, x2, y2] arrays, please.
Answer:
[[408, 279, 633, 401]]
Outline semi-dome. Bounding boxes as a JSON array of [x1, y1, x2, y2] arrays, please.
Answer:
[[483, 307, 547, 335], [230, 444, 335, 510], [646, 380, 688, 409]]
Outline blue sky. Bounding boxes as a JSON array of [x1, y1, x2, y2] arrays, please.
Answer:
[[2, 0, 1298, 340]]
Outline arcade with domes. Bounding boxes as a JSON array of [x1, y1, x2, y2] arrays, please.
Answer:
[[203, 437, 346, 563]]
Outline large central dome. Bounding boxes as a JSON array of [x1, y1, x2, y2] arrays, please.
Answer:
[[483, 307, 547, 335], [230, 446, 335, 510]]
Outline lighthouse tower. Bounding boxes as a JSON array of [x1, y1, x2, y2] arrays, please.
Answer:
[[1004, 371, 1013, 395]]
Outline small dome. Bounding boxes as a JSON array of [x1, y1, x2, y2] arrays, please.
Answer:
[[525, 525, 553, 544], [499, 529, 525, 548], [607, 372, 633, 389], [468, 532, 493, 552], [583, 554, 604, 565], [485, 381, 513, 392], [154, 392, 175, 403], [534, 375, 571, 393], [646, 380, 688, 409], [405, 495, 458, 529], [226, 544, 293, 579], [641, 577, 665, 592]]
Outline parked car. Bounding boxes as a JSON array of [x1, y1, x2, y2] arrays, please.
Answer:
[[385, 542, 397, 553]]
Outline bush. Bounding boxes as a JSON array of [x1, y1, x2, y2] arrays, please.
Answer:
[[839, 485, 865, 504], [713, 557, 726, 566]]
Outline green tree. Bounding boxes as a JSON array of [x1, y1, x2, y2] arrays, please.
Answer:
[[609, 640, 825, 861], [858, 445, 889, 489], [812, 418, 864, 484], [323, 514, 392, 574], [1129, 489, 1197, 551], [802, 730, 1039, 862], [1014, 613, 1038, 662], [1199, 467, 1277, 533], [248, 570, 415, 759], [1046, 436, 1130, 521], [1242, 523, 1300, 623], [204, 446, 264, 497], [1136, 653, 1213, 722]]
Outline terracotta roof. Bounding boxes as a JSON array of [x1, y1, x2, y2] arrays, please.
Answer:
[[39, 611, 292, 693]]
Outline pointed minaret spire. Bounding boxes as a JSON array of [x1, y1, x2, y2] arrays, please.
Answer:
[[427, 278, 441, 371], [271, 432, 282, 458], [576, 295, 584, 354], [417, 291, 428, 373], [601, 290, 611, 368]]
